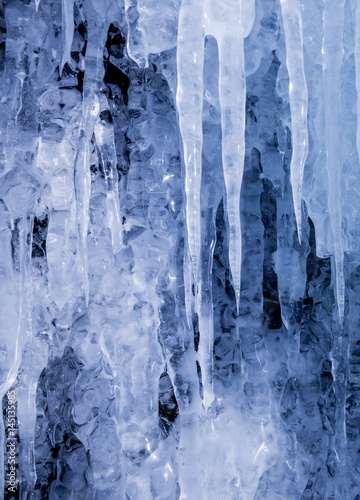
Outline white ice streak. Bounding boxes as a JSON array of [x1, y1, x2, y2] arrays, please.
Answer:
[[197, 211, 216, 411], [60, 0, 75, 75], [75, 133, 91, 304], [280, 0, 308, 242], [322, 0, 345, 322]]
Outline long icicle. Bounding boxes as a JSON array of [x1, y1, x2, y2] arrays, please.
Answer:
[[74, 133, 91, 305], [94, 96, 122, 253], [176, 0, 204, 325], [322, 0, 345, 322], [176, 1, 204, 494], [197, 208, 216, 410], [280, 0, 308, 242], [218, 31, 246, 316]]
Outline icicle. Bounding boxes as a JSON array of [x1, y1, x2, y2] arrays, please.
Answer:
[[176, 0, 204, 315], [94, 97, 122, 253], [78, 91, 99, 303], [82, 4, 121, 254], [17, 215, 44, 492], [355, 1, 360, 161], [203, 0, 255, 316], [75, 134, 91, 305], [176, 0, 256, 410], [322, 0, 345, 322], [60, 0, 75, 75], [183, 252, 193, 328], [197, 209, 216, 410], [218, 32, 245, 316], [124, 0, 149, 68], [280, 0, 308, 242]]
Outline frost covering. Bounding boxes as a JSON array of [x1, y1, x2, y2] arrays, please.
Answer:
[[0, 0, 359, 498]]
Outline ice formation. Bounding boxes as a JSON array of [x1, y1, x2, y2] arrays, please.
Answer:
[[0, 0, 359, 498]]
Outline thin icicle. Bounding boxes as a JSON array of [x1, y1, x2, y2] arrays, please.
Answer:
[[176, 0, 204, 314], [280, 0, 308, 242], [218, 32, 246, 315], [322, 0, 345, 322], [124, 0, 149, 68], [75, 134, 91, 304], [82, 3, 121, 254], [203, 0, 255, 316], [94, 99, 122, 253], [197, 209, 216, 411], [79, 90, 99, 302], [355, 1, 360, 161], [183, 252, 193, 328], [60, 0, 75, 75]]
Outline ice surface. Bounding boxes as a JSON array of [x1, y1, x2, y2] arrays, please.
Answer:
[[0, 0, 359, 498]]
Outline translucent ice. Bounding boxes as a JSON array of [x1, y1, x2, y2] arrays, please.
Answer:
[[1, 0, 359, 498], [322, 0, 345, 321], [280, 0, 308, 242]]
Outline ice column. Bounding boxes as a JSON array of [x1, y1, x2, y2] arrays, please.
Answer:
[[74, 132, 91, 305], [322, 0, 345, 322], [280, 0, 308, 242], [217, 30, 245, 316]]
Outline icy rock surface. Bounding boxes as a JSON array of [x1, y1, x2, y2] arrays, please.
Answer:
[[0, 0, 359, 498]]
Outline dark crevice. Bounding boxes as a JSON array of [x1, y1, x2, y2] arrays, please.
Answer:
[[158, 371, 179, 437], [32, 215, 48, 259], [261, 179, 282, 329]]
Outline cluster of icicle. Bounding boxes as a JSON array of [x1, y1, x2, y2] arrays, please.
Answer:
[[174, 0, 348, 415], [172, 0, 345, 410]]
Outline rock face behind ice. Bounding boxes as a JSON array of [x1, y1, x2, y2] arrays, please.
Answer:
[[0, 0, 359, 499]]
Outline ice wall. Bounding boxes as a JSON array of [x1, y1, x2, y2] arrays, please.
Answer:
[[0, 0, 359, 498]]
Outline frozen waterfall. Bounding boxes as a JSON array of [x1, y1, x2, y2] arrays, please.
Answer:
[[0, 0, 359, 498]]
